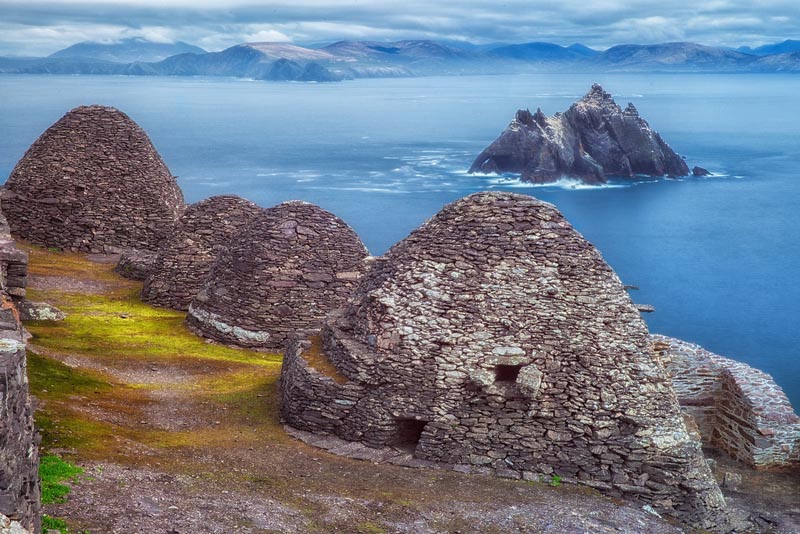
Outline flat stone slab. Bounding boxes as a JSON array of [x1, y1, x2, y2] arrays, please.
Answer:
[[285, 424, 520, 477]]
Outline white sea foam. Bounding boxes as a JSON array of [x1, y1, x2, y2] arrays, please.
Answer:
[[485, 176, 630, 190], [309, 186, 409, 194]]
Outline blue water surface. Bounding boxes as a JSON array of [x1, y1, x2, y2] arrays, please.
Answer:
[[1, 73, 798, 406]]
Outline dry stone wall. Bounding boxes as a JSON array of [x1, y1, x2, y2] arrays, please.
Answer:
[[2, 105, 184, 253], [114, 249, 158, 281], [655, 335, 800, 468], [186, 201, 368, 350], [142, 195, 263, 310], [0, 513, 31, 534], [0, 209, 40, 534], [281, 192, 728, 531]]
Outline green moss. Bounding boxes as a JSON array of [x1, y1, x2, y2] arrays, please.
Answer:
[[27, 288, 280, 368], [42, 515, 69, 530], [42, 515, 91, 534], [36, 411, 119, 454], [356, 522, 388, 534], [23, 243, 292, 472], [40, 454, 83, 504], [27, 351, 110, 398]]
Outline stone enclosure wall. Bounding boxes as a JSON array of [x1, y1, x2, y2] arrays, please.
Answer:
[[281, 192, 727, 531], [2, 105, 184, 253], [655, 335, 800, 468], [0, 209, 40, 534]]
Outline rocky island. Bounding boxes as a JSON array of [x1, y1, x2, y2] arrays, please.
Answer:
[[469, 84, 690, 184]]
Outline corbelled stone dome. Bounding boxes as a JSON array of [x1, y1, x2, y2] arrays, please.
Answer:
[[186, 201, 369, 350], [281, 192, 726, 530], [1, 105, 184, 253], [142, 195, 263, 310]]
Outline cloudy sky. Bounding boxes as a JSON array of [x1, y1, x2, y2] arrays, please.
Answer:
[[1, 0, 797, 56]]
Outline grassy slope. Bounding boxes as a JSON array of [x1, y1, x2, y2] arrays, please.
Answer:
[[22, 243, 684, 534]]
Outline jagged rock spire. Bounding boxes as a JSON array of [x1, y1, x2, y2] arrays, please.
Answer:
[[469, 85, 690, 184]]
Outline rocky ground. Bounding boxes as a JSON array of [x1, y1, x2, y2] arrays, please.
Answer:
[[21, 245, 800, 534]]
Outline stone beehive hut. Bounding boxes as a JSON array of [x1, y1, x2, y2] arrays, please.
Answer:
[[1, 105, 184, 253], [281, 192, 727, 529], [142, 195, 263, 310], [186, 201, 369, 350]]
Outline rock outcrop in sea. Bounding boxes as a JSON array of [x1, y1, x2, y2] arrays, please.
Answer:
[[469, 84, 690, 184], [142, 195, 263, 310], [186, 201, 369, 350], [280, 191, 727, 530], [1, 105, 184, 253]]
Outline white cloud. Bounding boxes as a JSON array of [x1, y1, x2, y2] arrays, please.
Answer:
[[240, 27, 292, 44], [0, 0, 799, 56]]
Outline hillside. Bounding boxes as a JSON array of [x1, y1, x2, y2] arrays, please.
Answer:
[[3, 38, 800, 80], [49, 37, 205, 63]]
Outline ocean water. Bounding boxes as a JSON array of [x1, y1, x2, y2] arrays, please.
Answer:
[[1, 73, 798, 407]]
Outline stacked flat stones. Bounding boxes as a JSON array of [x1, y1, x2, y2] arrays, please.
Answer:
[[142, 195, 263, 310], [281, 192, 727, 530], [1, 105, 184, 253], [186, 201, 368, 350], [655, 334, 800, 468], [0, 208, 40, 534]]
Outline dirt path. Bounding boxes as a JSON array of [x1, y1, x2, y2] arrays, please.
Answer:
[[20, 244, 799, 534]]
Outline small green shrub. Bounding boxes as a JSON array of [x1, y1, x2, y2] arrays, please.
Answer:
[[549, 474, 562, 487], [42, 515, 69, 531], [40, 454, 84, 504], [42, 515, 91, 534]]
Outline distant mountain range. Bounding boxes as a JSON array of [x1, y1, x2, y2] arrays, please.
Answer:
[[736, 39, 800, 56], [49, 37, 206, 63], [2, 38, 799, 82]]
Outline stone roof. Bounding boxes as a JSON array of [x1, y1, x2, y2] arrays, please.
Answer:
[[281, 192, 727, 530], [142, 195, 263, 310], [1, 105, 184, 253], [186, 200, 369, 350]]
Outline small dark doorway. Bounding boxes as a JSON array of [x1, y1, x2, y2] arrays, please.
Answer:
[[495, 364, 523, 383], [394, 418, 428, 449]]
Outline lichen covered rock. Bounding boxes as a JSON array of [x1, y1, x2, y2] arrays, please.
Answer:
[[186, 201, 369, 349], [142, 195, 263, 310], [469, 84, 690, 184], [2, 105, 184, 253], [281, 192, 727, 530]]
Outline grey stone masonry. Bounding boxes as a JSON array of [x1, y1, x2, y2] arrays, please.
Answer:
[[0, 514, 31, 534], [0, 208, 40, 534], [114, 249, 158, 281], [142, 195, 263, 310], [186, 201, 369, 350], [655, 335, 800, 468], [2, 105, 185, 253], [281, 192, 728, 531]]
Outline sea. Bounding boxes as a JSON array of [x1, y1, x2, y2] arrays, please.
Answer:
[[1, 72, 798, 407]]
